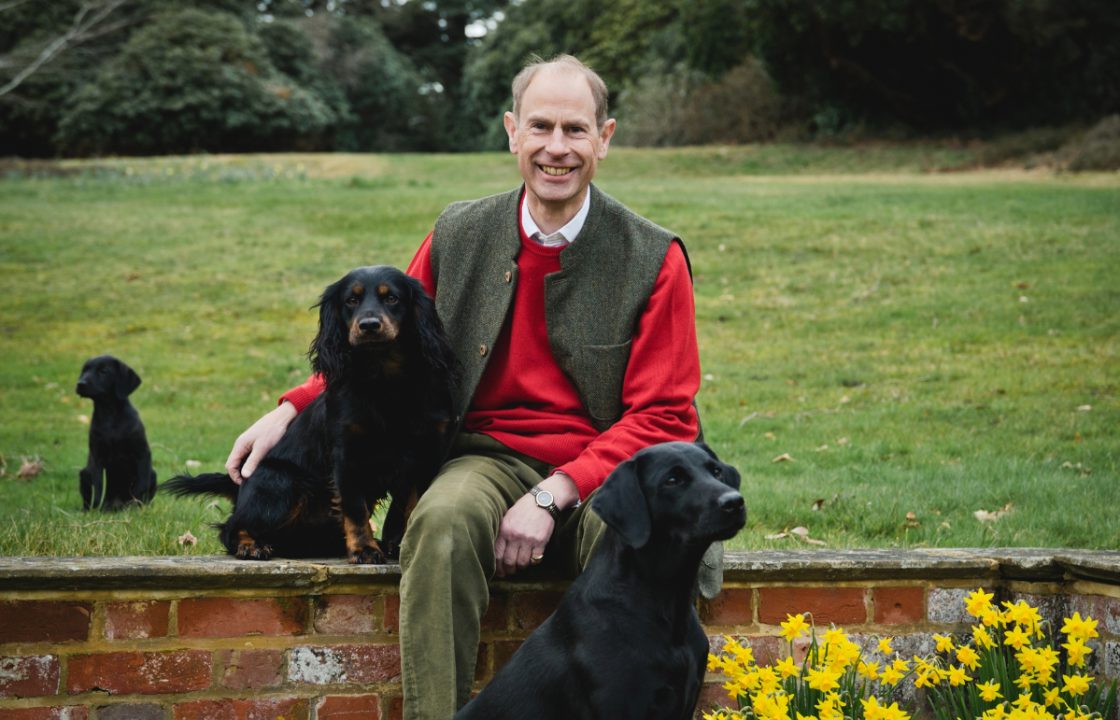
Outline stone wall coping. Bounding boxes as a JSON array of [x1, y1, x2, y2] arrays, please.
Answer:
[[1, 549, 1116, 593]]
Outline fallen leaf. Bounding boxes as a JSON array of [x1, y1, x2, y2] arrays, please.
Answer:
[[16, 457, 44, 480], [177, 531, 198, 546], [904, 511, 920, 528], [836, 437, 850, 446], [1077, 405, 1091, 412], [763, 432, 776, 441], [974, 503, 1014, 522], [765, 531, 789, 540], [77, 414, 90, 425], [771, 453, 794, 463], [185, 459, 202, 471], [815, 444, 830, 453], [811, 498, 826, 511]]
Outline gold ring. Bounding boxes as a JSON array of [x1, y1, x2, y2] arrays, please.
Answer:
[[530, 554, 544, 565]]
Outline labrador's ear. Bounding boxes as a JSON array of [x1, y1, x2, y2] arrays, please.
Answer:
[[114, 359, 141, 400], [592, 457, 651, 548]]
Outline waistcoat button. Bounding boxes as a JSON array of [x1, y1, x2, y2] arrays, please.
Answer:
[[479, 344, 488, 357]]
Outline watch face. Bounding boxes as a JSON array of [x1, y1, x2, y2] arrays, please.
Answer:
[[535, 489, 554, 507]]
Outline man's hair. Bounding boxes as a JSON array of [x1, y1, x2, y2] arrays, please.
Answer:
[[510, 54, 610, 129]]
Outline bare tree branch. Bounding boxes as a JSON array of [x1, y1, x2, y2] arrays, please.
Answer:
[[0, 0, 128, 98]]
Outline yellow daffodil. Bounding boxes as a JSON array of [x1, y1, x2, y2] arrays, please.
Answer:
[[1061, 673, 1091, 697], [779, 613, 810, 642], [880, 665, 904, 686], [965, 588, 996, 617], [956, 645, 980, 669], [1003, 624, 1032, 651], [1062, 637, 1092, 667], [878, 637, 894, 655], [1061, 612, 1099, 642], [977, 679, 1003, 702], [1043, 687, 1061, 708], [973, 624, 996, 649], [858, 660, 881, 680], [948, 664, 972, 686], [775, 656, 800, 679], [933, 633, 954, 653], [806, 665, 841, 693]]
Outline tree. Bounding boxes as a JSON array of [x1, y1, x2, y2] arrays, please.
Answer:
[[55, 7, 336, 154]]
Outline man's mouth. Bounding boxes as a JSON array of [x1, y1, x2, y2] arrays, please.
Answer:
[[539, 165, 574, 177]]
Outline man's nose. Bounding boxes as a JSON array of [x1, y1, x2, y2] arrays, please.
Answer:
[[545, 127, 568, 155]]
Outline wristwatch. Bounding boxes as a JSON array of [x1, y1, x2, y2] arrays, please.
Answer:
[[529, 485, 561, 521]]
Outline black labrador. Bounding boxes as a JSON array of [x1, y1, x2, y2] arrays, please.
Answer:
[[455, 441, 746, 720], [76, 355, 157, 510]]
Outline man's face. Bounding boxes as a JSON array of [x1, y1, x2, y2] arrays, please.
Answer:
[[503, 67, 616, 228]]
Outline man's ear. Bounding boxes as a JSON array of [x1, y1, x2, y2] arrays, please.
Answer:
[[597, 118, 616, 159], [592, 456, 650, 548], [503, 111, 519, 154]]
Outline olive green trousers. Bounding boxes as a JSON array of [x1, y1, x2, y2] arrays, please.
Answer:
[[397, 433, 606, 720]]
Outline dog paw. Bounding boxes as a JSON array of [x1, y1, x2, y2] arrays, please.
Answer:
[[235, 542, 273, 561], [349, 545, 386, 565]]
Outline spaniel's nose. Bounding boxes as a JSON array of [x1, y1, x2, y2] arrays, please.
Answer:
[[358, 316, 383, 333]]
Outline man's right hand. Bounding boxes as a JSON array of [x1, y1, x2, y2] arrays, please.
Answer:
[[225, 400, 297, 484]]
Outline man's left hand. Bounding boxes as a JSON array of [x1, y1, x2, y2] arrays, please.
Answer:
[[494, 472, 579, 577]]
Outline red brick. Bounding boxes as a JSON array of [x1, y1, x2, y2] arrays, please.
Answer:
[[0, 655, 60, 698], [874, 587, 925, 625], [316, 694, 382, 719], [0, 602, 91, 643], [219, 648, 284, 690], [0, 707, 88, 719], [178, 597, 306, 638], [480, 594, 508, 633], [383, 594, 400, 634], [67, 650, 211, 695], [104, 601, 170, 640], [383, 694, 403, 720], [288, 644, 400, 684], [511, 590, 563, 630], [314, 595, 376, 635], [700, 587, 754, 626], [758, 586, 866, 625], [173, 697, 310, 720], [697, 680, 736, 718]]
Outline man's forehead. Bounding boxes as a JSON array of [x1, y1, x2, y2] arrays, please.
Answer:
[[520, 67, 596, 114]]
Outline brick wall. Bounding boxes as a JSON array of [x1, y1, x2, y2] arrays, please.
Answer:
[[1, 550, 1117, 719]]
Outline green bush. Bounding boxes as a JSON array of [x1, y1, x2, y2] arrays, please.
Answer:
[[56, 8, 336, 155], [1060, 115, 1120, 172]]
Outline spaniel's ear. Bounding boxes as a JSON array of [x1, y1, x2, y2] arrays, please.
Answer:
[[407, 275, 458, 380], [309, 274, 349, 382], [592, 456, 651, 548]]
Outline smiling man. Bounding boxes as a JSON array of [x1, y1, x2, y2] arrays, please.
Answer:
[[226, 54, 702, 719]]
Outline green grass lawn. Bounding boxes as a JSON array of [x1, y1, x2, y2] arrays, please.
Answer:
[[1, 147, 1117, 556]]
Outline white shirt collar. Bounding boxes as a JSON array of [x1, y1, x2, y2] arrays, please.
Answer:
[[521, 189, 592, 247]]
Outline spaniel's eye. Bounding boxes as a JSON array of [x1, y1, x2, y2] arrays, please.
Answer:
[[345, 296, 361, 307], [383, 294, 399, 305]]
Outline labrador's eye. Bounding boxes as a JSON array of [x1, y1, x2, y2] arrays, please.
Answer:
[[665, 474, 683, 486], [711, 466, 723, 478]]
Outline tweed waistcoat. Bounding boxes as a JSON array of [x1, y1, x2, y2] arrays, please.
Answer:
[[429, 184, 684, 431]]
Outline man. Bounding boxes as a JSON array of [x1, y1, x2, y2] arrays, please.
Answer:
[[226, 54, 702, 719]]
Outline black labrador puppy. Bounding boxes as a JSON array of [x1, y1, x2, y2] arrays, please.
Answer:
[[76, 355, 157, 510], [455, 441, 746, 720]]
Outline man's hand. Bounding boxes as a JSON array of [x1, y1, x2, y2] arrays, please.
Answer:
[[225, 401, 297, 485], [494, 472, 579, 577]]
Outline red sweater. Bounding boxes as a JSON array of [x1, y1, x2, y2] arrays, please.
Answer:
[[281, 218, 700, 498]]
